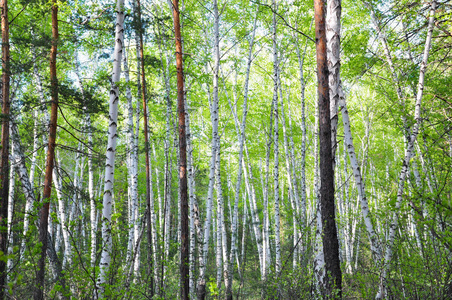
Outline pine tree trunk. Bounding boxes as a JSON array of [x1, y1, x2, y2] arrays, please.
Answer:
[[171, 1, 189, 298], [314, 0, 342, 297], [34, 1, 59, 297], [0, 0, 11, 296]]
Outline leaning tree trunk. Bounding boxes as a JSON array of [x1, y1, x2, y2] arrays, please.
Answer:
[[34, 1, 59, 298], [227, 6, 259, 299], [375, 2, 436, 299], [314, 0, 342, 297], [96, 0, 125, 297]]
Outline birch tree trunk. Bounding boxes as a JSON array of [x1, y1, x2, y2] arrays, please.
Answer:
[[96, 0, 124, 296], [75, 58, 97, 268], [52, 166, 71, 269], [6, 135, 14, 283], [271, 1, 282, 283], [123, 47, 137, 265], [197, 1, 220, 298], [326, 0, 340, 161], [226, 7, 258, 299], [185, 91, 197, 299], [313, 106, 325, 295]]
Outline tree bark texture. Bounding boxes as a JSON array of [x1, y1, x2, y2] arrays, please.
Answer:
[[171, 1, 189, 299], [0, 0, 10, 297], [96, 0, 124, 296], [314, 0, 342, 297]]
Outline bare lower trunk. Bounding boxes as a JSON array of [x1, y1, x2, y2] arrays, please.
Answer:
[[96, 0, 125, 296]]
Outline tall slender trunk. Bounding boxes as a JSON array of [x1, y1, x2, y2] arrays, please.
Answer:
[[34, 1, 59, 298], [314, 0, 342, 297], [123, 48, 137, 265], [197, 1, 220, 298], [87, 112, 96, 268], [226, 7, 259, 299], [74, 58, 97, 268], [242, 151, 264, 276], [278, 77, 300, 269], [6, 134, 14, 284], [171, 1, 189, 298], [96, 0, 125, 296], [134, 0, 154, 294], [185, 91, 197, 299], [0, 0, 11, 296], [52, 166, 71, 268], [271, 1, 281, 282]]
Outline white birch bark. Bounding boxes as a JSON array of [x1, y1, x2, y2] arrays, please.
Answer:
[[243, 151, 264, 277], [96, 0, 125, 295], [52, 165, 72, 268], [123, 48, 138, 265], [74, 56, 98, 269], [340, 91, 382, 260], [226, 6, 259, 296], [7, 136, 15, 279], [185, 91, 197, 299], [328, 0, 382, 264], [11, 121, 37, 255], [295, 19, 311, 252], [87, 112, 97, 268], [146, 121, 158, 290], [326, 0, 340, 158], [197, 1, 221, 296], [28, 48, 42, 186], [271, 0, 281, 277], [313, 106, 325, 295], [278, 78, 300, 268], [376, 3, 436, 298]]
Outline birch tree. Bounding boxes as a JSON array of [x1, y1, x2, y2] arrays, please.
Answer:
[[96, 0, 125, 296], [375, 2, 437, 298]]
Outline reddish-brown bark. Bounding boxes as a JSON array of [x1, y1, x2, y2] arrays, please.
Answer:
[[0, 0, 10, 297], [135, 0, 154, 296], [35, 1, 59, 299], [314, 0, 342, 297], [172, 1, 189, 299]]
